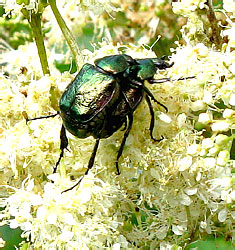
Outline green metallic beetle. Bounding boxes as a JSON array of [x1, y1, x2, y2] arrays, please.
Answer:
[[27, 54, 193, 192]]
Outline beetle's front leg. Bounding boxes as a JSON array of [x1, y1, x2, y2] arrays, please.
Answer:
[[54, 124, 69, 173], [145, 94, 164, 142], [149, 76, 195, 84], [143, 85, 168, 112]]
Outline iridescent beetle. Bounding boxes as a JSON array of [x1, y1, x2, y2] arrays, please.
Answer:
[[26, 54, 193, 192]]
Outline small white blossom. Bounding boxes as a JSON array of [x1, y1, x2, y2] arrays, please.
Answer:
[[187, 144, 200, 155], [158, 113, 172, 123], [221, 190, 233, 203], [61, 213, 76, 226], [196, 172, 202, 182], [217, 150, 230, 166], [229, 93, 235, 106], [59, 230, 74, 242], [202, 91, 213, 104], [208, 146, 219, 156], [198, 112, 212, 124], [180, 193, 192, 206], [112, 243, 121, 250], [47, 213, 57, 225], [230, 190, 235, 201], [214, 134, 229, 145], [177, 113, 187, 128], [76, 187, 92, 204], [223, 0, 235, 15], [218, 209, 227, 222], [223, 109, 234, 118], [193, 43, 209, 57], [202, 138, 214, 149], [200, 221, 207, 229], [211, 121, 230, 132], [0, 238, 5, 248], [191, 100, 207, 111], [156, 225, 168, 240], [172, 224, 186, 235], [178, 156, 193, 171], [203, 157, 216, 168], [9, 220, 19, 229], [150, 168, 161, 180], [229, 62, 235, 74], [184, 187, 197, 196]]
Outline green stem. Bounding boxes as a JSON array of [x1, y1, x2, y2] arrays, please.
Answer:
[[48, 0, 83, 67], [22, 9, 50, 75]]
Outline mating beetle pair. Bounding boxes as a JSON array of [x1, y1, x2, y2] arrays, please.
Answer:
[[27, 54, 190, 192]]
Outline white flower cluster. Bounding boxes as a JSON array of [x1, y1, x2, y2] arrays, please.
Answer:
[[1, 0, 43, 16], [1, 0, 120, 17], [1, 38, 234, 248], [0, 0, 234, 249], [172, 0, 235, 49], [3, 177, 128, 248], [77, 0, 120, 15]]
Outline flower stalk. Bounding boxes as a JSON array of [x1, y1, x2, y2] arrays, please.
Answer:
[[21, 9, 50, 75], [48, 0, 83, 67], [205, 0, 222, 50]]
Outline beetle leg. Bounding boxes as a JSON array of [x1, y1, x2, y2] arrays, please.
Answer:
[[145, 95, 164, 142], [62, 138, 100, 193], [127, 78, 142, 88], [24, 111, 59, 124], [54, 124, 69, 173], [116, 113, 133, 175], [143, 86, 168, 112], [125, 78, 168, 112], [149, 76, 195, 84], [149, 77, 171, 83], [120, 117, 127, 131]]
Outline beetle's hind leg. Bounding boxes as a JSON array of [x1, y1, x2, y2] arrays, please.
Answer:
[[62, 138, 100, 193], [116, 113, 133, 175], [145, 95, 163, 142]]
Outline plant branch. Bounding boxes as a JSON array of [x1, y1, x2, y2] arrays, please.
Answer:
[[22, 9, 50, 75], [205, 0, 222, 50], [48, 0, 83, 67]]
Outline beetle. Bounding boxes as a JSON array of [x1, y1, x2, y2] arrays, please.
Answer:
[[26, 54, 193, 192]]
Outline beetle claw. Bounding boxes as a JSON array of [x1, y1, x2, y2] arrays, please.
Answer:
[[151, 135, 165, 142], [115, 162, 121, 175]]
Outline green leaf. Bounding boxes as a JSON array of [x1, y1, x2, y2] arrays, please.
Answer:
[[0, 225, 24, 249], [187, 236, 233, 250]]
